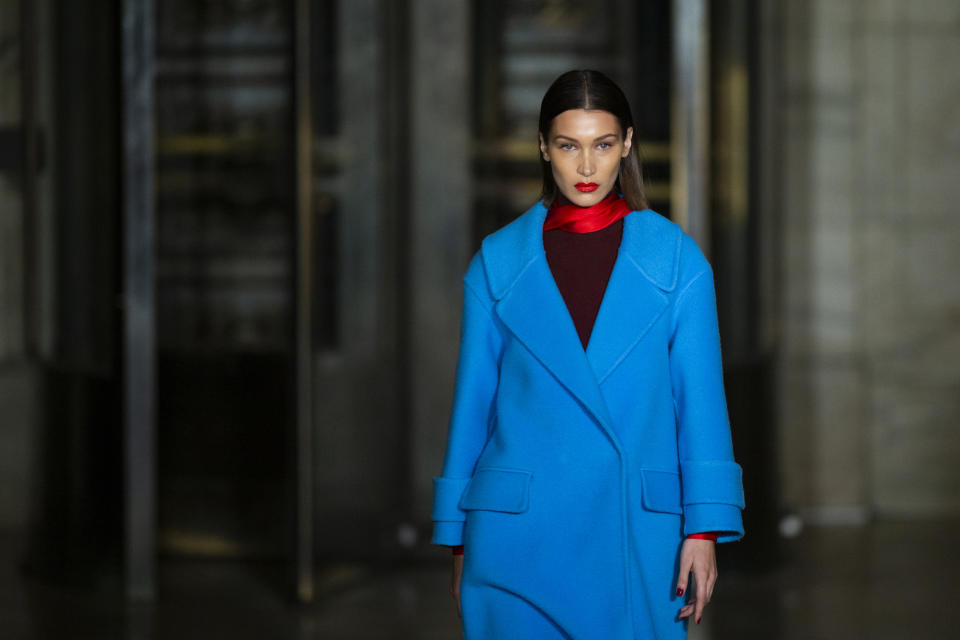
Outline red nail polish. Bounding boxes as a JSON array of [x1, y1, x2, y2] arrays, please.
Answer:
[[696, 617, 701, 624], [676, 587, 683, 597]]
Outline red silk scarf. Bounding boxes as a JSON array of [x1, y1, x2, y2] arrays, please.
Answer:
[[543, 189, 632, 233]]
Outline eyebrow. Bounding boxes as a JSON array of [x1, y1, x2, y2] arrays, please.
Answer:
[[552, 133, 620, 143]]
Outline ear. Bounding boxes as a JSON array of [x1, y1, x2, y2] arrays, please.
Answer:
[[539, 132, 550, 162], [622, 126, 634, 157]]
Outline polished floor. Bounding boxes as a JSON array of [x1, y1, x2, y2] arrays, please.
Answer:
[[3, 519, 957, 639]]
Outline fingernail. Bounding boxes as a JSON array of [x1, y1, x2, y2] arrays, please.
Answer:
[[696, 617, 701, 624], [676, 587, 684, 597]]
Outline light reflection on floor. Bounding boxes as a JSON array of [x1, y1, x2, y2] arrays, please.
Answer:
[[3, 519, 957, 639]]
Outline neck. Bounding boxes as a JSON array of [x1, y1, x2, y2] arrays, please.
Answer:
[[544, 188, 630, 233]]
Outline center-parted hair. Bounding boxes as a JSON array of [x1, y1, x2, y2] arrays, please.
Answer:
[[538, 70, 648, 211]]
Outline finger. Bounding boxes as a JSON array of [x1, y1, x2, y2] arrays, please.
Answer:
[[694, 580, 708, 624], [451, 557, 463, 602], [676, 555, 692, 598], [677, 599, 696, 619], [452, 581, 462, 617]]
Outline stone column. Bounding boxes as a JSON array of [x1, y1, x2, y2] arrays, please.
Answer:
[[409, 0, 471, 518]]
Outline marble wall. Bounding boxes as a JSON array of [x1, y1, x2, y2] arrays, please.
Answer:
[[0, 0, 35, 533], [0, 0, 24, 363], [773, 0, 960, 519]]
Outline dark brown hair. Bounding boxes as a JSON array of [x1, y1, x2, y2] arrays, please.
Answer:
[[538, 69, 648, 211]]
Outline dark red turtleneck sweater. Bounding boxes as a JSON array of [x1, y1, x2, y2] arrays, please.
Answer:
[[543, 191, 624, 348]]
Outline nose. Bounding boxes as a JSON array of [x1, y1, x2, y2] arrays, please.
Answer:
[[578, 149, 595, 177]]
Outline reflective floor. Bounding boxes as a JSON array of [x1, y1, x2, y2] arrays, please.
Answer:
[[3, 518, 956, 639]]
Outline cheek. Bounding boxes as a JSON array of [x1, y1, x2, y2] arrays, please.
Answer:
[[551, 158, 573, 183], [601, 154, 623, 178]]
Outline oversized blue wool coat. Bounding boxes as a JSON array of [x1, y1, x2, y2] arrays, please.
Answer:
[[431, 201, 746, 639]]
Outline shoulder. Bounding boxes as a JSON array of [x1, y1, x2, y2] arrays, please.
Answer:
[[459, 249, 494, 312], [476, 201, 547, 299], [669, 228, 716, 315], [479, 201, 544, 260], [674, 227, 712, 289], [620, 209, 710, 293]]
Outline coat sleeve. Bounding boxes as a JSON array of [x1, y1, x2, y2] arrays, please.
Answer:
[[669, 240, 746, 543], [430, 252, 504, 546]]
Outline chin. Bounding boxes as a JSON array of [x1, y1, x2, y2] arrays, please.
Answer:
[[569, 190, 605, 204]]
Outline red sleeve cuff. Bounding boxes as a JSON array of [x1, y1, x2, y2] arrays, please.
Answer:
[[451, 545, 464, 555], [686, 532, 719, 541]]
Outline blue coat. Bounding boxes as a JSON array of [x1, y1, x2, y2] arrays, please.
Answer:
[[431, 202, 746, 639]]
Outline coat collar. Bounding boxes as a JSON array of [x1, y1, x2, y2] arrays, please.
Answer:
[[480, 201, 682, 448], [481, 201, 682, 298]]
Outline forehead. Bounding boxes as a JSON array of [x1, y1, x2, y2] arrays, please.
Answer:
[[549, 109, 621, 138]]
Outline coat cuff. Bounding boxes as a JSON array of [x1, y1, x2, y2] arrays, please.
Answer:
[[431, 521, 465, 546], [680, 460, 745, 508], [680, 460, 745, 542], [431, 476, 471, 546], [682, 503, 744, 542], [432, 476, 471, 522]]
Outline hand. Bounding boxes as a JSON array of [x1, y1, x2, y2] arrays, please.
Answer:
[[451, 554, 464, 618], [676, 537, 717, 625]]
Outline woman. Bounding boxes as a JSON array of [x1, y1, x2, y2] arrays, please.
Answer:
[[431, 69, 745, 639]]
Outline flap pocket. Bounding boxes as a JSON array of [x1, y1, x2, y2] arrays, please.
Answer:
[[640, 469, 683, 515], [458, 468, 532, 513]]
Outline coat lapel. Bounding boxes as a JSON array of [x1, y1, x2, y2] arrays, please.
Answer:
[[480, 201, 682, 442], [495, 253, 615, 431], [585, 208, 682, 383]]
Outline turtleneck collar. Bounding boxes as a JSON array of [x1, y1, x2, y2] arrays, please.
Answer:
[[544, 189, 631, 233]]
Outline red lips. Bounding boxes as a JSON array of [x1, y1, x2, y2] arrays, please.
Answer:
[[575, 182, 599, 193]]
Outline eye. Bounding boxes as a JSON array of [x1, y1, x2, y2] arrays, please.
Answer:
[[559, 143, 576, 151], [597, 142, 612, 150]]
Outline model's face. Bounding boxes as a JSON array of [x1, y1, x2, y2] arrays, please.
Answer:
[[539, 109, 633, 207]]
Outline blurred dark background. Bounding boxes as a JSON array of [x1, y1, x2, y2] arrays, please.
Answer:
[[0, 0, 957, 638]]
